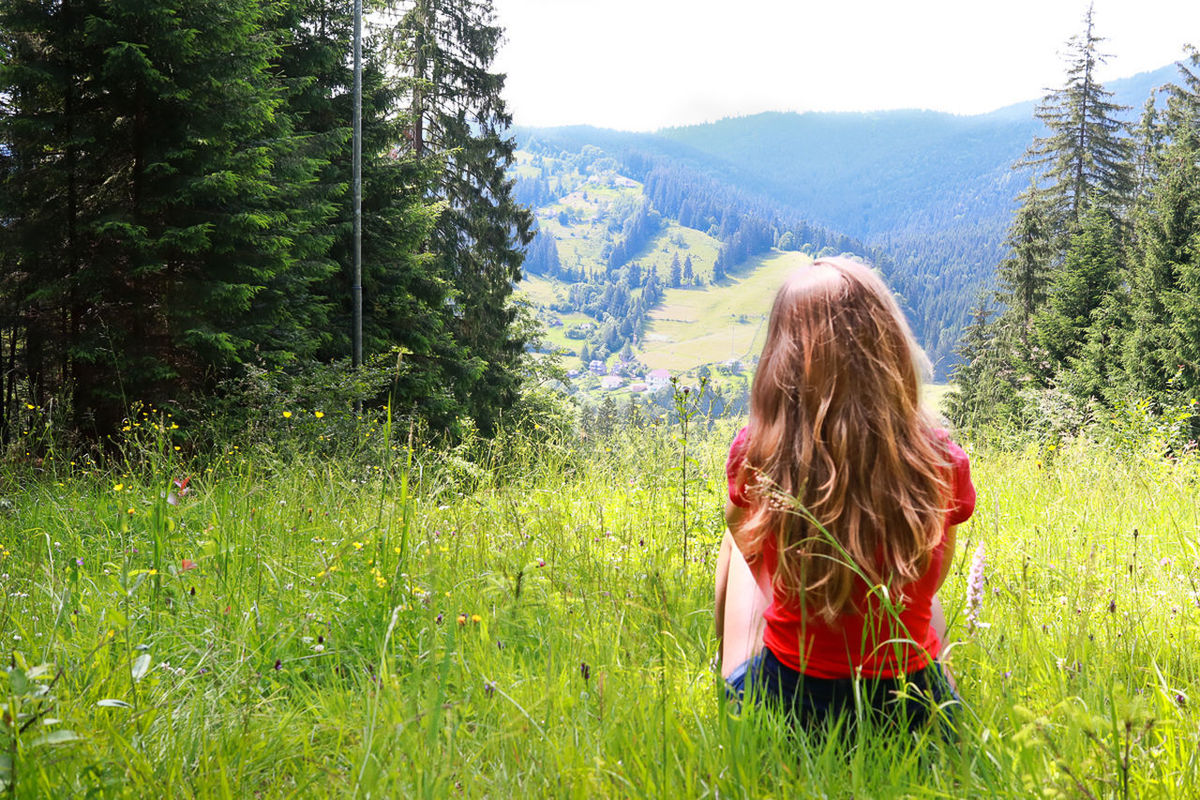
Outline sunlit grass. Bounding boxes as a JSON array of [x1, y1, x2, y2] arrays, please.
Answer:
[[641, 250, 811, 372], [2, 418, 1198, 797]]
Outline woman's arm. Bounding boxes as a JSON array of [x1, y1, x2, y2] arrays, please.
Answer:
[[930, 525, 958, 653], [725, 496, 745, 541], [935, 524, 957, 592], [725, 498, 772, 597]]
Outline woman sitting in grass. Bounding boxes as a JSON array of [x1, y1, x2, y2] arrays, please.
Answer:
[[714, 257, 975, 730]]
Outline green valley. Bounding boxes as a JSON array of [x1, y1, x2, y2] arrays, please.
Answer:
[[513, 143, 833, 410]]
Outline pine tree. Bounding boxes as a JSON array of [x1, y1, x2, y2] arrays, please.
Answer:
[[394, 0, 533, 435], [1124, 48, 1200, 400], [994, 181, 1055, 347], [1018, 3, 1133, 238], [682, 254, 694, 285], [1031, 203, 1121, 375], [668, 253, 682, 287]]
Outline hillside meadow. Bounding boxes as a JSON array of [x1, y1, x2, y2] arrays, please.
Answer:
[[523, 249, 808, 378], [2, 412, 1199, 798]]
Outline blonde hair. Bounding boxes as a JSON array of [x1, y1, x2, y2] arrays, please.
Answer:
[[739, 257, 950, 621]]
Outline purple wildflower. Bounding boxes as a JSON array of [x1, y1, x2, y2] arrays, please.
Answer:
[[966, 543, 986, 633]]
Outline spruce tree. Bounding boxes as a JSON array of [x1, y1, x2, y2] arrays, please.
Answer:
[[1064, 284, 1130, 403], [1, 0, 329, 436], [1124, 48, 1200, 400], [1019, 3, 1133, 237], [1032, 204, 1121, 376], [393, 0, 533, 435], [946, 305, 1025, 431], [273, 0, 457, 425], [994, 181, 1055, 348], [1132, 94, 1164, 201], [963, 4, 1138, 426]]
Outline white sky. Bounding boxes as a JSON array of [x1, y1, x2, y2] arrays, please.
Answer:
[[491, 0, 1200, 131]]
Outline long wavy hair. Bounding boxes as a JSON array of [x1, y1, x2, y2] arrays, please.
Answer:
[[738, 257, 951, 621]]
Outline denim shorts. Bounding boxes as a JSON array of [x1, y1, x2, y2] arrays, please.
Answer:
[[725, 647, 961, 733]]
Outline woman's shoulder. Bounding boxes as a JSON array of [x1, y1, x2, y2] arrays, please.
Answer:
[[726, 425, 753, 508], [931, 427, 975, 525], [931, 427, 969, 466], [729, 425, 750, 456], [726, 425, 750, 477]]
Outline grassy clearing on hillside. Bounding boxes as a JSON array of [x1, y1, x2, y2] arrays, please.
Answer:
[[534, 183, 630, 270], [4, 417, 1200, 798], [641, 250, 811, 372], [632, 224, 722, 283]]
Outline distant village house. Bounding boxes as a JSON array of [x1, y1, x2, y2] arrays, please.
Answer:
[[600, 376, 624, 390], [646, 369, 671, 390]]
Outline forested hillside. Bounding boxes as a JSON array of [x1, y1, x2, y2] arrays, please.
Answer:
[[508, 136, 878, 415], [948, 18, 1200, 439]]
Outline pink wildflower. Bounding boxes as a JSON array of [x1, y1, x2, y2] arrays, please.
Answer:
[[966, 543, 986, 633]]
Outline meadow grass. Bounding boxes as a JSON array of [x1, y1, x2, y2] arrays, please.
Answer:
[[641, 250, 811, 372], [2, 416, 1199, 798]]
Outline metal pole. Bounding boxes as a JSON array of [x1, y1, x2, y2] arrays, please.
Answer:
[[352, 0, 363, 372]]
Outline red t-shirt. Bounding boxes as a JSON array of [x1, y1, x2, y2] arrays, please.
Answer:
[[725, 425, 975, 678]]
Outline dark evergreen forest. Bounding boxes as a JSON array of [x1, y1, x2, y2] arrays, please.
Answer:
[[0, 0, 530, 444]]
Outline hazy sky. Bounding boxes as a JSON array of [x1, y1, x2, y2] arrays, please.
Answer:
[[491, 0, 1200, 131]]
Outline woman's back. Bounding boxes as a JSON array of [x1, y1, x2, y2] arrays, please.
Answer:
[[726, 424, 975, 679], [714, 257, 976, 729]]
